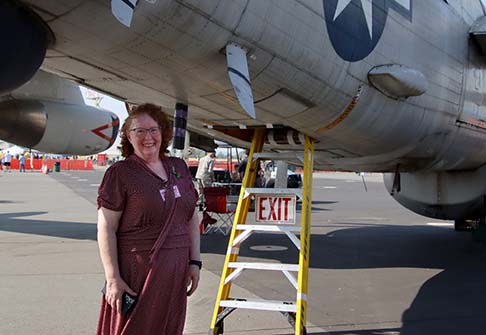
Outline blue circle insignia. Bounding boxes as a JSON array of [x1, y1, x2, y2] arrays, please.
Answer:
[[323, 0, 388, 62]]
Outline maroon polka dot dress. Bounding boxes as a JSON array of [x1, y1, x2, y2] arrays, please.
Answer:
[[96, 155, 197, 335]]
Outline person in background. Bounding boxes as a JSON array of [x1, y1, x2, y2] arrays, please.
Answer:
[[231, 164, 241, 182], [3, 151, 12, 172], [195, 150, 217, 229], [96, 103, 200, 335], [24, 151, 30, 169], [238, 149, 249, 180], [19, 153, 26, 172], [41, 155, 48, 174], [195, 150, 216, 201]]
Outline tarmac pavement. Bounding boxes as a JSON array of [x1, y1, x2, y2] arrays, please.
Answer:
[[0, 171, 308, 335], [1, 170, 486, 334]]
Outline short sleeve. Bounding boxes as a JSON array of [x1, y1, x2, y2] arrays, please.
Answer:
[[97, 164, 126, 211]]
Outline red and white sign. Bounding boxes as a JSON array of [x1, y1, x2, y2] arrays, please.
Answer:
[[255, 195, 296, 224]]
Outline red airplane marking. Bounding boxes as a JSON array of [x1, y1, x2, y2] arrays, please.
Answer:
[[91, 119, 120, 144]]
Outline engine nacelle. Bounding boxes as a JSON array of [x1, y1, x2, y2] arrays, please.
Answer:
[[0, 98, 119, 155], [383, 167, 486, 221], [0, 1, 53, 95]]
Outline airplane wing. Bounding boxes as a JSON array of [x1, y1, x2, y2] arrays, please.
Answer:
[[2, 0, 422, 170]]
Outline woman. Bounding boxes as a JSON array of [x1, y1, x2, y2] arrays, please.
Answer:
[[96, 103, 200, 334]]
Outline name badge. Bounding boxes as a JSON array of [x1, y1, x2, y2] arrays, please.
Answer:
[[159, 189, 166, 201], [173, 185, 181, 198]]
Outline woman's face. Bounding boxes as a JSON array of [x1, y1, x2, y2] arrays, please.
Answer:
[[126, 113, 162, 163]]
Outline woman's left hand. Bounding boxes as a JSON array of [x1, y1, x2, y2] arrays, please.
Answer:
[[186, 265, 200, 296]]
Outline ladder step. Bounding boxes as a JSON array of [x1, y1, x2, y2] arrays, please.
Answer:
[[244, 188, 302, 199], [228, 262, 299, 271], [236, 224, 301, 232], [220, 299, 296, 312]]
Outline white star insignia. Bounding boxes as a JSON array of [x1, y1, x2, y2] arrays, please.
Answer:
[[333, 0, 373, 40], [394, 0, 411, 11]]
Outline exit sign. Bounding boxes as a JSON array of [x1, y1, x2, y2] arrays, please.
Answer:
[[255, 195, 296, 224]]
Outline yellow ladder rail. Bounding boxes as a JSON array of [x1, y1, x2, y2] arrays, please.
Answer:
[[209, 128, 265, 334], [295, 135, 314, 335]]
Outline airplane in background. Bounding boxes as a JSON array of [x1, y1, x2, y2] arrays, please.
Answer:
[[3, 0, 486, 231]]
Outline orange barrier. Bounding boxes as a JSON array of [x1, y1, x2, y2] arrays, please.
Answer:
[[8, 159, 94, 171], [187, 159, 237, 171]]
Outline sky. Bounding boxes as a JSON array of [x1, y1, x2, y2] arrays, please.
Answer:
[[79, 86, 128, 155]]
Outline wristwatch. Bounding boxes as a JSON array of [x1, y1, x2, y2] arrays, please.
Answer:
[[189, 259, 202, 269]]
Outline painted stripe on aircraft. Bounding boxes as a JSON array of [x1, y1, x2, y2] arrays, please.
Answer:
[[228, 67, 251, 87], [91, 119, 120, 144], [120, 0, 136, 10], [317, 85, 363, 132]]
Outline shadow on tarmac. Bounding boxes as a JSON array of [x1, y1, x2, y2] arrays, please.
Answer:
[[275, 329, 401, 335], [0, 211, 96, 240], [296, 201, 337, 212], [201, 224, 486, 335], [3, 207, 485, 334]]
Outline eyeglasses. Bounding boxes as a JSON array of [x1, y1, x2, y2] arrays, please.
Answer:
[[130, 126, 162, 138]]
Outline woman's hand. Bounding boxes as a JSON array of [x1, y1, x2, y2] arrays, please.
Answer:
[[186, 265, 200, 296], [105, 278, 138, 314]]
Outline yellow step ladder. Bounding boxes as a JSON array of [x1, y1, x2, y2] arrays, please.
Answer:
[[209, 128, 315, 335]]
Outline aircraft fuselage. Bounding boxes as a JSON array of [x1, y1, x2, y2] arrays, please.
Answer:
[[6, 0, 486, 221]]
